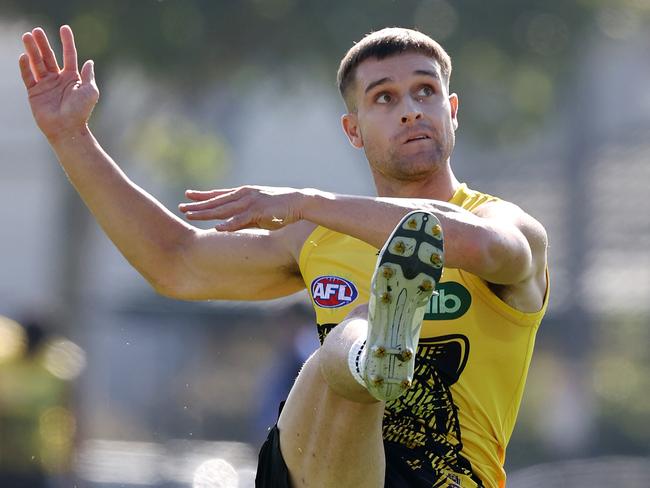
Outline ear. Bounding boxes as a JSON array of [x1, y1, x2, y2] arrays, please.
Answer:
[[449, 93, 459, 131], [341, 113, 364, 149]]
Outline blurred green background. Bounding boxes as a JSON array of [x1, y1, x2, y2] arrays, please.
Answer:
[[0, 1, 649, 487]]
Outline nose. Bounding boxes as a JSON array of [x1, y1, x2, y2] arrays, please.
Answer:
[[400, 100, 423, 125]]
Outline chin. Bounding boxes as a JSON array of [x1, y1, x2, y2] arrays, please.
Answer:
[[392, 168, 438, 182], [367, 145, 449, 180], [397, 152, 445, 174]]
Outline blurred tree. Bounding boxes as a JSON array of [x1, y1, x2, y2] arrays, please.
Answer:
[[5, 0, 650, 143], [128, 113, 231, 188]]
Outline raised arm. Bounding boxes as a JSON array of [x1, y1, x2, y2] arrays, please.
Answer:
[[19, 26, 304, 301]]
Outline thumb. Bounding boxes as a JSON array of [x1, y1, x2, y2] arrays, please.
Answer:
[[215, 213, 253, 232], [80, 60, 95, 85]]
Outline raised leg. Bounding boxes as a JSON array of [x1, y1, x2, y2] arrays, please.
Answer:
[[278, 315, 386, 488], [274, 211, 444, 487]]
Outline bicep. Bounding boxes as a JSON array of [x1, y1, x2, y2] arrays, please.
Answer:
[[169, 227, 305, 301], [473, 202, 547, 285]]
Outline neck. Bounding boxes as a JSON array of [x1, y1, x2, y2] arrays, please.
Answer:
[[373, 162, 460, 201]]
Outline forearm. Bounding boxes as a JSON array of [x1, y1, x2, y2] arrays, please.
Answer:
[[180, 184, 534, 284], [50, 127, 194, 290], [299, 189, 491, 273]]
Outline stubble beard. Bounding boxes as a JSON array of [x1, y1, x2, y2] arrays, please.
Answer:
[[369, 129, 455, 182]]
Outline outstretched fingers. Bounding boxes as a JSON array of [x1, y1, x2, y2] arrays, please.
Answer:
[[60, 25, 78, 73], [22, 31, 48, 80], [185, 188, 234, 201], [19, 54, 36, 89], [182, 198, 247, 220], [32, 28, 60, 73], [180, 189, 241, 213]]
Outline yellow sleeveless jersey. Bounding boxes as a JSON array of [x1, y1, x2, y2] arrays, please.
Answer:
[[298, 183, 549, 488]]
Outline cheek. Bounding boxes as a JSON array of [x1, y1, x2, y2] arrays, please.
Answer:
[[360, 114, 391, 147], [361, 129, 387, 158]]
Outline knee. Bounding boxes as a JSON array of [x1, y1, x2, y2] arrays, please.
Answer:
[[319, 316, 365, 369], [319, 323, 347, 379], [318, 317, 376, 403]]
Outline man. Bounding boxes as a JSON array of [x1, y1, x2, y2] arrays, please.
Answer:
[[20, 25, 548, 487]]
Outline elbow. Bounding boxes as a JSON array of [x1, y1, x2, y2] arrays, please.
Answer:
[[138, 234, 198, 300], [480, 231, 533, 284], [144, 246, 207, 300], [150, 278, 183, 299], [149, 272, 203, 301], [140, 267, 187, 299]]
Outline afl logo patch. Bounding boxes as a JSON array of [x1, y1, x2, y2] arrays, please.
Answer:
[[311, 276, 358, 308]]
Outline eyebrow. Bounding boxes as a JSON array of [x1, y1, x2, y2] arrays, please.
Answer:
[[364, 70, 441, 94], [414, 69, 440, 81], [364, 76, 392, 94]]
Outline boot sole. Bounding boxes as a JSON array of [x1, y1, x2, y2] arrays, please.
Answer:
[[364, 211, 444, 402]]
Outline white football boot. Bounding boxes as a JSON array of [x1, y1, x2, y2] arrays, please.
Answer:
[[363, 211, 444, 402]]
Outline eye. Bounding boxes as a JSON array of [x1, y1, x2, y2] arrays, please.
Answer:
[[416, 85, 435, 98], [375, 92, 392, 104]]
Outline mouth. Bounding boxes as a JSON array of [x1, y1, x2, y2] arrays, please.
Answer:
[[404, 134, 432, 144]]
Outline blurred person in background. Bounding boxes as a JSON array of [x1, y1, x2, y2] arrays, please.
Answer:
[[19, 25, 547, 487], [0, 315, 81, 488]]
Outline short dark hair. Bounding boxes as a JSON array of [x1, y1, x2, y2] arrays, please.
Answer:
[[337, 27, 452, 110]]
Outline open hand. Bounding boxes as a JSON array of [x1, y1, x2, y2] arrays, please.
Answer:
[[179, 185, 306, 231], [19, 26, 99, 143]]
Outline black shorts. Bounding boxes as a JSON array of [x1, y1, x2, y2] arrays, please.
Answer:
[[255, 424, 450, 488], [255, 424, 291, 488]]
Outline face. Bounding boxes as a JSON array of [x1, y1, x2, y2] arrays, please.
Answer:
[[342, 53, 459, 183]]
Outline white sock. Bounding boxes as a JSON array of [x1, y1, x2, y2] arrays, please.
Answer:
[[347, 339, 367, 387]]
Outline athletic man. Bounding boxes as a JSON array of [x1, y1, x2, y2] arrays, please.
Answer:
[[20, 26, 548, 487]]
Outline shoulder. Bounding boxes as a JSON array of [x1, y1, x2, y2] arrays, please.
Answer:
[[473, 199, 547, 256], [474, 199, 548, 310], [450, 186, 548, 309]]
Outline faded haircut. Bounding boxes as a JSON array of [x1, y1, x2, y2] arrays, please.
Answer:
[[337, 27, 452, 111]]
